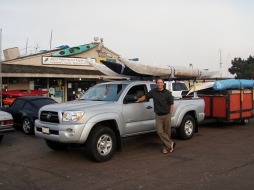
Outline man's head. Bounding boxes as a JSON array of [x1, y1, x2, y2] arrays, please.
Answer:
[[156, 78, 164, 91]]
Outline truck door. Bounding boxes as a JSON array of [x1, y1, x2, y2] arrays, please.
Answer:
[[122, 84, 155, 135]]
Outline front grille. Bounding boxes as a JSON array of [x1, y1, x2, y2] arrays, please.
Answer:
[[40, 111, 59, 123]]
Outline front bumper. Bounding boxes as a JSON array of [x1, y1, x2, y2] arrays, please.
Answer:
[[35, 120, 87, 144]]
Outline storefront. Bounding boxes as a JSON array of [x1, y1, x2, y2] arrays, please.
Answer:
[[1, 39, 125, 104]]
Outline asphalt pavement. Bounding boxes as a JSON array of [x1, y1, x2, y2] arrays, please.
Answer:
[[0, 121, 254, 190]]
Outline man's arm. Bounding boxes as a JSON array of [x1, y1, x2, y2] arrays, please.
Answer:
[[136, 95, 146, 102], [169, 104, 174, 114]]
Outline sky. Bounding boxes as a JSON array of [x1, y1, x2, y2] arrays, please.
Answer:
[[1, 0, 254, 77]]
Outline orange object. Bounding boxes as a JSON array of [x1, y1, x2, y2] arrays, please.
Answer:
[[199, 89, 254, 123], [1, 90, 48, 97], [3, 98, 16, 105]]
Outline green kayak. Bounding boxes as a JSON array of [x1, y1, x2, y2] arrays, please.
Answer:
[[52, 43, 98, 56]]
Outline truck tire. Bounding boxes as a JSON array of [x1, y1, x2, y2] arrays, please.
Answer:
[[22, 117, 34, 135], [45, 140, 68, 151], [176, 115, 195, 140], [0, 135, 3, 143], [87, 127, 116, 162]]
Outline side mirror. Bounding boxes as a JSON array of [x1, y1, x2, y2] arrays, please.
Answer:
[[123, 95, 138, 104]]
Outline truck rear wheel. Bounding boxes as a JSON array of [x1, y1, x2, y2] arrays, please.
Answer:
[[87, 126, 116, 162], [176, 115, 195, 140], [45, 140, 68, 151]]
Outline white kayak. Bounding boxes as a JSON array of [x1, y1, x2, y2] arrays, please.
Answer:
[[187, 82, 215, 95], [119, 58, 217, 78]]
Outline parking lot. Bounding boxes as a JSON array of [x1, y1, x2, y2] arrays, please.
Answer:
[[0, 121, 254, 190]]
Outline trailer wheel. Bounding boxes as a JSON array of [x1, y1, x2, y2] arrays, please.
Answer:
[[87, 126, 116, 162], [241, 118, 249, 125], [176, 115, 195, 140]]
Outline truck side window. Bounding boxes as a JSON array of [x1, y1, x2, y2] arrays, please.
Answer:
[[180, 83, 188, 90], [124, 85, 148, 103], [150, 84, 156, 89], [173, 83, 188, 91], [173, 83, 182, 91]]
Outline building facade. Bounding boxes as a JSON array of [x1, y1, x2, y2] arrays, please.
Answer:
[[1, 39, 126, 103]]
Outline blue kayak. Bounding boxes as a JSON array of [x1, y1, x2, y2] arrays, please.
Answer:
[[213, 79, 254, 90]]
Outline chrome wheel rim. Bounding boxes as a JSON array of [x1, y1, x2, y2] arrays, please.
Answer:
[[97, 134, 112, 156], [184, 120, 194, 136], [23, 119, 31, 133]]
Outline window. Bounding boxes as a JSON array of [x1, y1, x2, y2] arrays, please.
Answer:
[[11, 99, 25, 110], [125, 85, 148, 102], [150, 84, 156, 89], [172, 83, 188, 91], [32, 99, 57, 108], [23, 102, 34, 111], [81, 84, 127, 101]]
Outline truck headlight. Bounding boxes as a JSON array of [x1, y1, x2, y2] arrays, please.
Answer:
[[62, 111, 84, 122]]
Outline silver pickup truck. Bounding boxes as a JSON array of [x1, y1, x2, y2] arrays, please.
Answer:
[[35, 81, 205, 162]]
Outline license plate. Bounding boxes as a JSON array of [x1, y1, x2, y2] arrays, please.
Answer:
[[42, 127, 50, 134]]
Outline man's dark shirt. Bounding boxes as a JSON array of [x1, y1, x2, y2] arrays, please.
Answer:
[[145, 88, 174, 115]]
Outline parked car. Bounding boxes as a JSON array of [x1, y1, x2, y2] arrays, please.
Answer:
[[0, 110, 14, 143], [1, 96, 57, 135]]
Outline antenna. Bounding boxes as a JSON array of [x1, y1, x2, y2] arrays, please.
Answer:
[[219, 49, 222, 77], [49, 29, 53, 49], [34, 44, 40, 53], [26, 38, 29, 55]]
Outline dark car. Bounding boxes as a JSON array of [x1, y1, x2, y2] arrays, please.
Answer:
[[1, 96, 57, 135]]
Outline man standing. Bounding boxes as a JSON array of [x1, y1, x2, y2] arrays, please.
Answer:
[[136, 78, 175, 154]]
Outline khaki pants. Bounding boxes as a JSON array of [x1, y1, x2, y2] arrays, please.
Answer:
[[155, 113, 173, 149]]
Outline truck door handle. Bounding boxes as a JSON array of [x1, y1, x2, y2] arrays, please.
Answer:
[[146, 106, 153, 109]]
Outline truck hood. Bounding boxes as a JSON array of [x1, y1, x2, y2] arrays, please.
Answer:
[[41, 100, 114, 111]]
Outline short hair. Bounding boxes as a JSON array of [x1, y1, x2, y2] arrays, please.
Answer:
[[155, 78, 164, 83]]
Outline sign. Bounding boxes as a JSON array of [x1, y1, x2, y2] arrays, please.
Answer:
[[42, 57, 95, 66]]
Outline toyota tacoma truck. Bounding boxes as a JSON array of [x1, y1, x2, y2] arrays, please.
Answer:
[[35, 80, 205, 162]]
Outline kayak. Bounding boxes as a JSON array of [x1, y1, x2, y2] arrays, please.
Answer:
[[52, 43, 98, 57]]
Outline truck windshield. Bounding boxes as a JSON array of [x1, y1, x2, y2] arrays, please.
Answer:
[[80, 84, 128, 101]]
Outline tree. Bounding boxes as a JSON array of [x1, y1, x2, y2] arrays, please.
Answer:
[[228, 56, 254, 79]]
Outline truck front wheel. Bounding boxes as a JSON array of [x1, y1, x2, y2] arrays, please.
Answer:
[[45, 140, 68, 151], [87, 127, 116, 162], [176, 115, 195, 140]]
